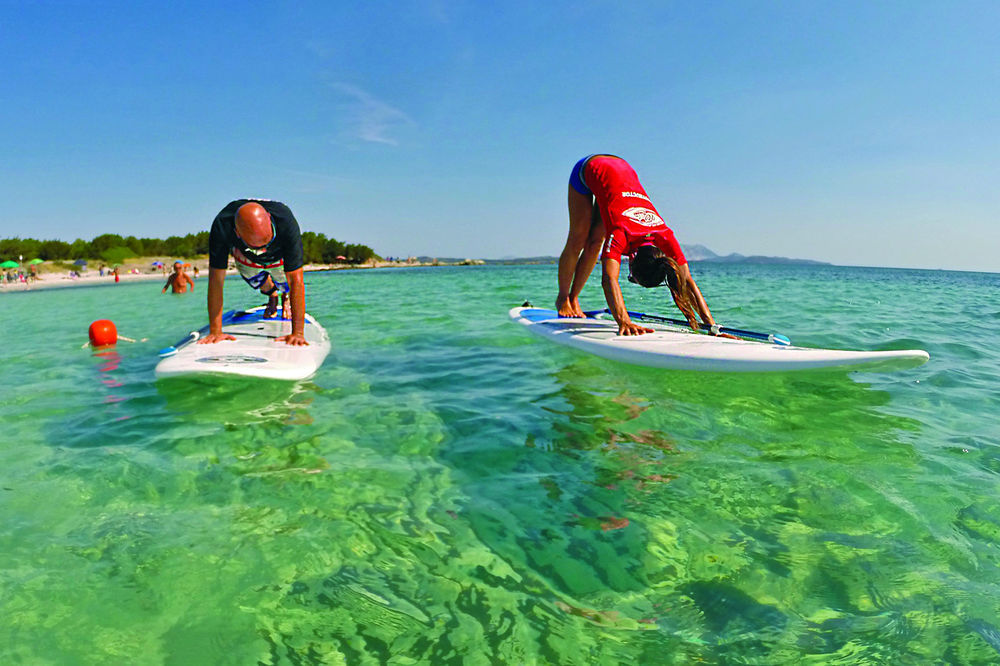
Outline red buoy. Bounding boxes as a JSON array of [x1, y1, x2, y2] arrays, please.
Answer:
[[88, 320, 118, 347]]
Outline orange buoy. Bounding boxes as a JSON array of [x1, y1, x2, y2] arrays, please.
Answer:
[[88, 319, 118, 347]]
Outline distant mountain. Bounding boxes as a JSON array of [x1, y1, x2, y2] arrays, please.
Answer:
[[695, 252, 830, 265], [415, 246, 828, 266], [681, 244, 720, 261]]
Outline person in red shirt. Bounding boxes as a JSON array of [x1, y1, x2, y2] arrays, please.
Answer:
[[558, 154, 722, 336]]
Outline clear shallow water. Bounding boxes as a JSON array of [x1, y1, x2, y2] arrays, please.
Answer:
[[1, 263, 999, 664]]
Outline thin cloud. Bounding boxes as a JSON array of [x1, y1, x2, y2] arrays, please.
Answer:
[[329, 82, 414, 146], [422, 0, 453, 24]]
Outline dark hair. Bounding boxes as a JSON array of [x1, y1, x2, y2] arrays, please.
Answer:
[[630, 245, 669, 288], [631, 245, 700, 330], [666, 258, 700, 330]]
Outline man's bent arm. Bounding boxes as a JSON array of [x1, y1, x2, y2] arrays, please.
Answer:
[[287, 268, 306, 336], [207, 268, 227, 333]]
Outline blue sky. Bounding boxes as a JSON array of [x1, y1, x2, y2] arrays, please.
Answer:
[[2, 1, 998, 271]]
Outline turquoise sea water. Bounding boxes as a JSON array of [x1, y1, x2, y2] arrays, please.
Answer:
[[2, 263, 999, 664]]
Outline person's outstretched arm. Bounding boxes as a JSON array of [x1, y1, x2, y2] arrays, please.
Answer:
[[675, 264, 736, 337], [276, 268, 308, 346], [602, 257, 654, 336], [198, 268, 236, 344], [678, 264, 716, 328]]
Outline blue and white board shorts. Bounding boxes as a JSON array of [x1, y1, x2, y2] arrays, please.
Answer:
[[233, 251, 289, 294]]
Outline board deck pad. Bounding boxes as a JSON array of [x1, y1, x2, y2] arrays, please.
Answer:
[[155, 306, 331, 380], [509, 307, 929, 372]]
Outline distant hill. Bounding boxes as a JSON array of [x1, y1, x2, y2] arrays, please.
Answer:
[[683, 244, 830, 264], [697, 252, 830, 265], [681, 244, 720, 261], [417, 244, 828, 266]]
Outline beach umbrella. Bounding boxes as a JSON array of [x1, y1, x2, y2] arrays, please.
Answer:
[[152, 261, 163, 267], [336, 255, 347, 261], [28, 258, 44, 264], [0, 260, 18, 268], [73, 259, 88, 266]]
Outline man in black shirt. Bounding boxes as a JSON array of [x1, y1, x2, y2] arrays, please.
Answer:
[[199, 199, 308, 346]]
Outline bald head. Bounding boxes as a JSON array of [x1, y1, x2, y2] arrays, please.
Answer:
[[234, 202, 274, 249]]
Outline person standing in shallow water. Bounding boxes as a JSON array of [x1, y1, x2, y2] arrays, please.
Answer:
[[556, 154, 723, 336], [200, 199, 308, 346], [162, 261, 194, 294]]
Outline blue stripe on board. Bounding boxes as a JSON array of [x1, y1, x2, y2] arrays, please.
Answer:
[[231, 309, 287, 325], [229, 308, 315, 326], [232, 310, 267, 324], [519, 308, 560, 322]]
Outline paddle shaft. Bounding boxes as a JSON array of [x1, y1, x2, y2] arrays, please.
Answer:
[[584, 308, 790, 345], [158, 310, 246, 357]]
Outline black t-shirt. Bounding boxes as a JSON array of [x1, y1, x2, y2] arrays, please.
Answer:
[[208, 199, 304, 272]]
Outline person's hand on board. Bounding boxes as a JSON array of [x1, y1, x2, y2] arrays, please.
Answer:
[[277, 332, 309, 346], [618, 321, 654, 336], [198, 332, 237, 344]]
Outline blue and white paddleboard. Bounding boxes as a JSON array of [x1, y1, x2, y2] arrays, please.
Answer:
[[509, 307, 929, 372], [155, 306, 331, 380]]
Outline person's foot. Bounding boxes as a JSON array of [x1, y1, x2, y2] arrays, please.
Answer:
[[556, 296, 582, 318], [263, 294, 279, 318]]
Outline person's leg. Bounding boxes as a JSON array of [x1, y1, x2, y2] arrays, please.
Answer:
[[259, 275, 275, 294], [258, 267, 291, 321], [263, 294, 279, 317], [567, 201, 604, 314], [258, 275, 281, 318], [558, 186, 597, 316]]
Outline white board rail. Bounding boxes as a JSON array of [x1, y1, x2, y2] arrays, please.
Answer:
[[509, 307, 929, 373], [155, 306, 331, 381]]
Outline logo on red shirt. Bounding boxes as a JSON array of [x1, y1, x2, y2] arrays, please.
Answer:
[[622, 207, 664, 227]]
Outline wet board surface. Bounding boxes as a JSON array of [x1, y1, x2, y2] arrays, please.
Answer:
[[509, 307, 929, 372], [155, 306, 331, 380]]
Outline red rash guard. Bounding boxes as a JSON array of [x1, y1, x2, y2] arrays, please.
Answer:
[[583, 156, 687, 265]]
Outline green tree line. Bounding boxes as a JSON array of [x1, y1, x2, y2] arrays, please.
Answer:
[[0, 232, 377, 265], [300, 231, 376, 264]]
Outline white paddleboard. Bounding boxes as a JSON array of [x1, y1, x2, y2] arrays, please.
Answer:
[[509, 307, 929, 372], [155, 306, 331, 380]]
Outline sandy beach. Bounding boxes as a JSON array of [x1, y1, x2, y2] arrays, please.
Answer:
[[1, 268, 179, 292], [0, 257, 447, 294]]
